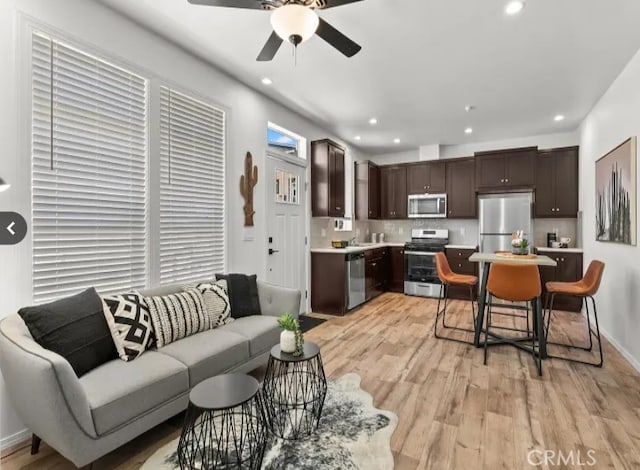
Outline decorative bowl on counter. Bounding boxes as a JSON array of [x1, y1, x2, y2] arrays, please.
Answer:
[[331, 240, 349, 249]]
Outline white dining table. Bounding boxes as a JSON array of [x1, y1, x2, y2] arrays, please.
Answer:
[[469, 252, 557, 375]]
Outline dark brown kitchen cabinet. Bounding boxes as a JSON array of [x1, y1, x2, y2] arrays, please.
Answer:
[[311, 139, 345, 217], [475, 147, 536, 190], [445, 247, 478, 300], [311, 252, 347, 315], [536, 250, 583, 312], [407, 161, 446, 195], [389, 246, 405, 293], [380, 165, 407, 219], [445, 158, 476, 218], [355, 161, 380, 220], [535, 146, 579, 218], [365, 247, 389, 300]]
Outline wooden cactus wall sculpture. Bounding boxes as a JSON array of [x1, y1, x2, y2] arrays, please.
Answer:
[[240, 152, 258, 226]]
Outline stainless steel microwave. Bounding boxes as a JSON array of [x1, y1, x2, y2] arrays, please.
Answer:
[[408, 193, 447, 218]]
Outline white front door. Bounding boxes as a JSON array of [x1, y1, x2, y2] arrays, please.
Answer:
[[265, 155, 307, 313]]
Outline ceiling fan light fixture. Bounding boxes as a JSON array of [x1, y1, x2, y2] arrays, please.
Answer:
[[270, 4, 319, 45]]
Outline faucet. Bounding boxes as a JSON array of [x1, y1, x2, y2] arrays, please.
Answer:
[[349, 237, 357, 246]]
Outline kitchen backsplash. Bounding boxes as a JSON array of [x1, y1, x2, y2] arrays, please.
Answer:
[[312, 217, 578, 249], [533, 218, 578, 248], [369, 219, 479, 245], [311, 218, 371, 248]]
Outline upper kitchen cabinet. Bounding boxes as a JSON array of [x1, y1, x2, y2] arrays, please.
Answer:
[[355, 161, 380, 220], [475, 147, 537, 191], [446, 158, 476, 218], [535, 146, 579, 218], [380, 165, 407, 219], [407, 161, 446, 194], [311, 139, 345, 217]]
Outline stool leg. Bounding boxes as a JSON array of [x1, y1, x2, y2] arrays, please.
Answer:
[[30, 434, 41, 455], [434, 283, 445, 339], [484, 295, 492, 365], [544, 293, 556, 340], [442, 284, 451, 328], [584, 296, 594, 352], [590, 296, 604, 367], [469, 285, 477, 326]]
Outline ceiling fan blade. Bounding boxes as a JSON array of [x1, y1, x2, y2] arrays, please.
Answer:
[[187, 0, 266, 10], [257, 31, 284, 61], [318, 0, 364, 9], [315, 18, 361, 57]]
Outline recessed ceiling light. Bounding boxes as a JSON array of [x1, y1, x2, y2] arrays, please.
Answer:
[[393, 138, 401, 144], [354, 135, 361, 141], [505, 1, 525, 15], [465, 127, 473, 134], [261, 77, 273, 85], [465, 105, 475, 112], [369, 118, 378, 125], [554, 114, 565, 122]]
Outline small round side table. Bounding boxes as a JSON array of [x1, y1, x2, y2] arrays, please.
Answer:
[[262, 341, 328, 440], [177, 373, 267, 469]]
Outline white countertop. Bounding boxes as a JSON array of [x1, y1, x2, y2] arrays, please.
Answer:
[[445, 244, 478, 250], [311, 242, 404, 254], [470, 252, 558, 266], [535, 246, 584, 253]]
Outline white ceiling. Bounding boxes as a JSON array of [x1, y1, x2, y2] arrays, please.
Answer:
[[98, 0, 640, 154]]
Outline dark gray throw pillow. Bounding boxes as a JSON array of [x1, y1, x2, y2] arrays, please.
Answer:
[[215, 274, 261, 318], [18, 287, 117, 377]]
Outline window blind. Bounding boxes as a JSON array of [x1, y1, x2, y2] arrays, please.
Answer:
[[159, 87, 226, 284], [31, 32, 148, 303]]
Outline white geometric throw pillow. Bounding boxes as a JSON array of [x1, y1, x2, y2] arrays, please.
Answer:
[[188, 279, 233, 327], [101, 292, 153, 362]]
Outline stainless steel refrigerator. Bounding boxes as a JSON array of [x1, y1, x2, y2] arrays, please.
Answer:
[[478, 192, 534, 253]]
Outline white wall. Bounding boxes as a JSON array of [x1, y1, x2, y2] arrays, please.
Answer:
[[578, 48, 640, 370], [0, 0, 368, 447]]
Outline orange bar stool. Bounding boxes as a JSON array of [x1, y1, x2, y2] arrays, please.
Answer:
[[484, 263, 542, 373], [434, 252, 478, 345], [544, 260, 605, 367]]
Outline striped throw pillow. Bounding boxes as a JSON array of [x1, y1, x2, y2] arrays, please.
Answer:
[[144, 289, 209, 348]]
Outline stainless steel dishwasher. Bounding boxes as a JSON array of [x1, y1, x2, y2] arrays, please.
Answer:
[[346, 252, 366, 309]]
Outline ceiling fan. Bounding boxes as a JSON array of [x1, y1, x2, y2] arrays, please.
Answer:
[[187, 0, 363, 61]]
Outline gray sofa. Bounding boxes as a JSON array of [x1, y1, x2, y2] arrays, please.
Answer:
[[0, 280, 301, 468]]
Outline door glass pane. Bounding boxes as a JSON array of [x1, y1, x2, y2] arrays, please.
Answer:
[[275, 169, 299, 204]]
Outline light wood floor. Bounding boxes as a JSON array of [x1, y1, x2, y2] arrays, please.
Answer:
[[3, 293, 640, 469]]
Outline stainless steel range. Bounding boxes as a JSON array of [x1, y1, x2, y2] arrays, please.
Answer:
[[404, 228, 449, 298]]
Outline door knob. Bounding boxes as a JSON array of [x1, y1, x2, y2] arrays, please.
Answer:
[[268, 248, 280, 255]]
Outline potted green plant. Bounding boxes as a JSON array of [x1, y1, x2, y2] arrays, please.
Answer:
[[278, 313, 304, 356]]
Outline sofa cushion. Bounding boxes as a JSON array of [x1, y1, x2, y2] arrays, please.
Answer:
[[218, 315, 279, 356], [187, 280, 232, 327], [156, 329, 250, 387], [79, 351, 188, 435], [18, 287, 117, 377]]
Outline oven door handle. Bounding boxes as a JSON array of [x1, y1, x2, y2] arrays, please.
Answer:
[[405, 251, 438, 256]]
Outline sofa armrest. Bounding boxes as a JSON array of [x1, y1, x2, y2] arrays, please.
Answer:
[[0, 315, 97, 440], [257, 281, 302, 319]]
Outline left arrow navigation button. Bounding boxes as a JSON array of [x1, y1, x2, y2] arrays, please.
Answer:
[[0, 212, 27, 245]]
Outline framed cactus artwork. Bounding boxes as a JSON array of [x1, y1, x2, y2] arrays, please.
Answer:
[[595, 137, 637, 245]]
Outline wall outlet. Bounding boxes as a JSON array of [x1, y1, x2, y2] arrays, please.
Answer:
[[321, 228, 327, 237], [398, 227, 404, 235], [356, 228, 361, 237]]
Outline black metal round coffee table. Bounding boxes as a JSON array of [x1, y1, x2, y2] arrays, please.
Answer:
[[177, 373, 267, 469], [261, 341, 328, 440]]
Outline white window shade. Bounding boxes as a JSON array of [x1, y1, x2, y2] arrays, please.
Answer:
[[31, 32, 148, 303], [159, 87, 225, 284]]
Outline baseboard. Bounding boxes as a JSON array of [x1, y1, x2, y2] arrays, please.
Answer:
[[579, 309, 640, 373], [0, 428, 30, 453], [599, 324, 640, 373]]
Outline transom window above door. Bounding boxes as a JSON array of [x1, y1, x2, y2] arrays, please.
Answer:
[[267, 122, 306, 160]]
